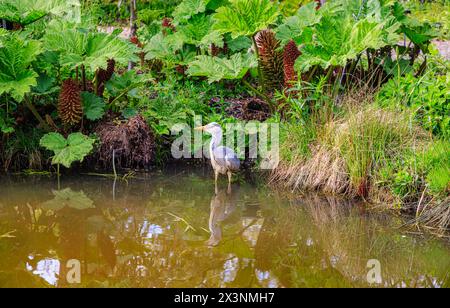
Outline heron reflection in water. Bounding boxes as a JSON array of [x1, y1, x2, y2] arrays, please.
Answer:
[[207, 185, 239, 247]]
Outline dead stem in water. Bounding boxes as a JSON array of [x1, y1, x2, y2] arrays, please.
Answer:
[[410, 197, 450, 237]]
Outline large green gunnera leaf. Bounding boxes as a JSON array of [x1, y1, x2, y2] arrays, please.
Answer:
[[173, 0, 211, 23], [144, 33, 184, 63], [187, 53, 257, 83], [0, 0, 81, 26], [44, 21, 138, 72], [81, 92, 106, 121], [293, 0, 401, 73], [0, 35, 42, 101], [392, 2, 437, 48], [178, 14, 224, 48], [213, 0, 280, 38], [40, 132, 95, 168], [276, 2, 321, 45]]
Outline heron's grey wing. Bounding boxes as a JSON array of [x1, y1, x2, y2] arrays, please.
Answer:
[[213, 146, 241, 171]]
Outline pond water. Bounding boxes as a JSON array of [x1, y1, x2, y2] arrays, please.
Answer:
[[0, 168, 449, 288]]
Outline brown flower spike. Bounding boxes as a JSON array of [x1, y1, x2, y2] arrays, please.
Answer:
[[255, 29, 284, 92], [58, 79, 83, 125], [96, 59, 116, 96], [283, 40, 301, 87]]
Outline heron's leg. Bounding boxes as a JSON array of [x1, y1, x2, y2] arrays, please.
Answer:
[[215, 170, 219, 184], [227, 171, 232, 194], [215, 171, 219, 195], [227, 171, 232, 184]]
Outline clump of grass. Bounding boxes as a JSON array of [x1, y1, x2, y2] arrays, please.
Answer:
[[274, 112, 350, 195], [418, 140, 450, 195], [335, 107, 416, 198], [272, 107, 418, 198], [273, 142, 349, 195], [278, 120, 317, 163], [0, 128, 44, 172]]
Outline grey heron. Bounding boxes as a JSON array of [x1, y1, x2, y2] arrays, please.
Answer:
[[195, 123, 241, 191]]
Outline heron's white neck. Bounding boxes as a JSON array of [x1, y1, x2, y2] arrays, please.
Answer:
[[209, 131, 223, 152]]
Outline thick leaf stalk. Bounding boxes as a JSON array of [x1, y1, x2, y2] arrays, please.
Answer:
[[130, 36, 146, 67]]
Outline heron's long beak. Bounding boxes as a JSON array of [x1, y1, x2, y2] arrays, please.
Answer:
[[195, 126, 205, 131]]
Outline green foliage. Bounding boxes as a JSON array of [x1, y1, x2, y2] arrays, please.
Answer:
[[278, 76, 333, 119], [406, 0, 450, 40], [81, 92, 106, 121], [0, 109, 14, 134], [138, 8, 165, 26], [105, 71, 151, 108], [33, 74, 58, 95], [212, 0, 280, 38], [1, 126, 44, 170], [142, 0, 230, 70], [178, 14, 223, 48], [279, 119, 317, 162], [136, 80, 237, 137], [384, 140, 450, 198], [292, 0, 400, 72], [392, 1, 439, 50], [0, 0, 81, 26], [187, 53, 257, 83], [276, 1, 319, 45], [279, 0, 313, 17], [391, 168, 415, 198], [377, 70, 450, 138], [226, 35, 252, 52], [43, 21, 139, 72], [173, 0, 211, 23], [40, 132, 95, 168], [138, 81, 206, 135], [0, 34, 42, 101], [0, 28, 8, 42], [426, 166, 450, 196], [144, 32, 184, 64], [337, 108, 412, 193], [417, 140, 450, 195], [144, 0, 228, 68], [142, 96, 190, 136]]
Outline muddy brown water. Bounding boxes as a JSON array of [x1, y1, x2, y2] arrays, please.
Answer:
[[0, 168, 449, 288]]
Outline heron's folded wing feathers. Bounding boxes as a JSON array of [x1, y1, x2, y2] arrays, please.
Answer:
[[213, 146, 241, 171]]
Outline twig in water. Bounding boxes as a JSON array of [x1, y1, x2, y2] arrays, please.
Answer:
[[167, 212, 197, 232], [0, 230, 16, 239], [113, 149, 117, 179]]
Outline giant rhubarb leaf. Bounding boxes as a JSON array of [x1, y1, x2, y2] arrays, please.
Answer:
[[187, 53, 257, 83]]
